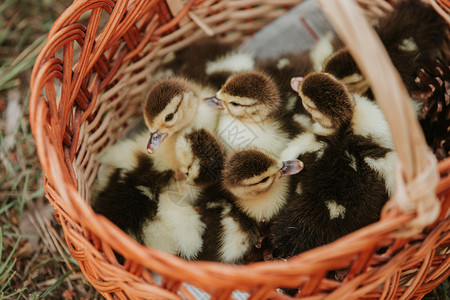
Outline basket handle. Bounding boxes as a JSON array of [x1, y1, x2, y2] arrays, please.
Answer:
[[317, 0, 441, 236]]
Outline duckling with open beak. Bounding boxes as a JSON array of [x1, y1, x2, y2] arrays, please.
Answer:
[[143, 77, 221, 172], [273, 72, 397, 258], [207, 71, 291, 156], [197, 149, 303, 263]]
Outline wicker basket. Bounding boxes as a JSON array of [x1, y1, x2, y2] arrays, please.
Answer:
[[29, 0, 450, 298]]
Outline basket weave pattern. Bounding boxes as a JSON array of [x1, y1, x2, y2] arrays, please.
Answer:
[[30, 0, 450, 299]]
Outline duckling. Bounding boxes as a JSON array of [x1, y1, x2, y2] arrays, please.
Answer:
[[196, 149, 303, 263], [273, 72, 397, 258], [321, 49, 371, 98], [93, 128, 225, 260], [208, 71, 291, 156], [143, 76, 221, 172], [92, 131, 174, 245]]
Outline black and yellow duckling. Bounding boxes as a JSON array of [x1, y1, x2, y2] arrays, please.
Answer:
[[92, 131, 174, 245], [197, 149, 303, 263], [93, 128, 225, 260], [272, 72, 397, 258], [140, 128, 225, 260]]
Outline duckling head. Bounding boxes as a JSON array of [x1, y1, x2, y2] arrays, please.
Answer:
[[222, 149, 303, 200], [322, 49, 369, 96], [291, 72, 355, 131], [144, 77, 200, 153], [175, 128, 225, 187], [209, 71, 282, 123]]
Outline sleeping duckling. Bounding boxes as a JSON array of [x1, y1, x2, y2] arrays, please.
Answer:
[[208, 71, 291, 156], [273, 72, 397, 258], [143, 77, 221, 171], [93, 128, 225, 260], [197, 149, 303, 263]]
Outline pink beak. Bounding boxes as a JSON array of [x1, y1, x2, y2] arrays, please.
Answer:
[[290, 77, 304, 93], [205, 96, 224, 110], [147, 131, 168, 154], [280, 160, 304, 177]]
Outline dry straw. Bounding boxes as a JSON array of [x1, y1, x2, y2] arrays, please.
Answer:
[[30, 0, 450, 298]]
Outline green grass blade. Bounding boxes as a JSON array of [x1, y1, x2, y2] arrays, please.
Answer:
[[0, 235, 20, 277], [0, 228, 22, 297], [26, 187, 45, 202], [0, 201, 15, 216], [1, 286, 27, 299], [39, 268, 75, 298], [9, 34, 46, 67], [0, 268, 16, 293], [0, 34, 46, 91]]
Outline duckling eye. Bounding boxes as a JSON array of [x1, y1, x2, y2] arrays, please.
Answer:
[[185, 166, 191, 176], [165, 113, 174, 122], [230, 102, 241, 107], [259, 176, 269, 183]]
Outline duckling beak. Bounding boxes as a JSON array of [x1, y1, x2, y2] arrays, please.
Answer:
[[175, 169, 187, 181], [280, 160, 304, 177], [290, 77, 304, 93], [204, 96, 224, 110], [147, 131, 168, 153]]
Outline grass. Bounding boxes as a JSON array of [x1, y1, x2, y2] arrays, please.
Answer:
[[0, 0, 448, 299], [0, 0, 101, 298]]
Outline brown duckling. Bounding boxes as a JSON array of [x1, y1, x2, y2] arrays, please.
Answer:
[[143, 77, 221, 171], [208, 71, 291, 156], [197, 149, 303, 263]]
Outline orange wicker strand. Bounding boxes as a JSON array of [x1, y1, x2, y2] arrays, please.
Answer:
[[29, 0, 450, 299]]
